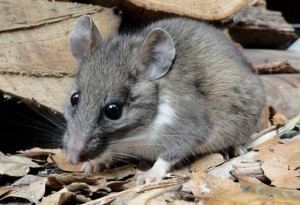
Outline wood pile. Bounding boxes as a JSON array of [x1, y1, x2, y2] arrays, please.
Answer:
[[0, 0, 299, 115], [98, 0, 297, 48], [0, 0, 299, 205]]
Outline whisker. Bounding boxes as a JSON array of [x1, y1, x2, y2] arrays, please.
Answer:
[[2, 119, 61, 136], [25, 103, 66, 130], [111, 152, 138, 159]]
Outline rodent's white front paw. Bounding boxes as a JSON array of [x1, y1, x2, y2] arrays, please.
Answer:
[[81, 158, 111, 174], [136, 158, 171, 185], [136, 169, 164, 185]]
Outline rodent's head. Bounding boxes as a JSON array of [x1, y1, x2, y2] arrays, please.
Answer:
[[63, 16, 176, 164]]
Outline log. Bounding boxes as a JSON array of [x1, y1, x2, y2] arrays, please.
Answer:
[[243, 49, 300, 117], [227, 6, 297, 48], [252, 61, 298, 74], [244, 49, 300, 72], [96, 0, 256, 32], [98, 0, 252, 21], [0, 76, 73, 112], [260, 74, 300, 118], [97, 0, 297, 48], [125, 0, 250, 21]]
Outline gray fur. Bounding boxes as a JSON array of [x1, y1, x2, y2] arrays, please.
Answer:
[[63, 17, 265, 167]]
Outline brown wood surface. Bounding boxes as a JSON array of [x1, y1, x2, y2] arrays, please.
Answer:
[[0, 0, 104, 32], [253, 61, 299, 74], [244, 49, 300, 72], [98, 0, 254, 21], [0, 76, 73, 112], [244, 49, 300, 117], [228, 6, 297, 48], [260, 74, 300, 118], [127, 0, 250, 20]]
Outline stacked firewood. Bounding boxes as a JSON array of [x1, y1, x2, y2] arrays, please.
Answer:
[[0, 0, 299, 117]]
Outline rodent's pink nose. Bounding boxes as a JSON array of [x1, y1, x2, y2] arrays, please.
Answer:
[[66, 141, 86, 164]]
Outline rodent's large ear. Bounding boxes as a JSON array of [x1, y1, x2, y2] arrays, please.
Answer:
[[69, 15, 102, 63], [140, 28, 176, 81]]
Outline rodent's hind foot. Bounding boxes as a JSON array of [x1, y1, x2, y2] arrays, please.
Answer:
[[81, 157, 112, 174]]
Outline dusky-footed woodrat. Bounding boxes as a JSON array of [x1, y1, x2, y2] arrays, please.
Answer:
[[63, 15, 265, 185]]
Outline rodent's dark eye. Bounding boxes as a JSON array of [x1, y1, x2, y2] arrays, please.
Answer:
[[104, 102, 123, 120], [70, 92, 80, 107]]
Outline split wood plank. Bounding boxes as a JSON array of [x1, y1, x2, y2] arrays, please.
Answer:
[[244, 49, 300, 72], [0, 75, 73, 112], [228, 6, 297, 48], [117, 0, 252, 21], [260, 74, 300, 118]]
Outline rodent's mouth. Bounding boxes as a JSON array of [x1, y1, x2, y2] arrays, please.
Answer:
[[64, 134, 108, 164], [80, 150, 101, 162], [82, 135, 109, 161]]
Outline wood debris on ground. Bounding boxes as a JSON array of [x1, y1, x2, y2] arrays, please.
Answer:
[[0, 114, 299, 205]]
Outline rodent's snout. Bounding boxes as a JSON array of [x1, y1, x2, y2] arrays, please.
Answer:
[[66, 150, 87, 164], [65, 139, 89, 164]]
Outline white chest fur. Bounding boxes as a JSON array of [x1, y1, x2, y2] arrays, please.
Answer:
[[151, 95, 176, 133]]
